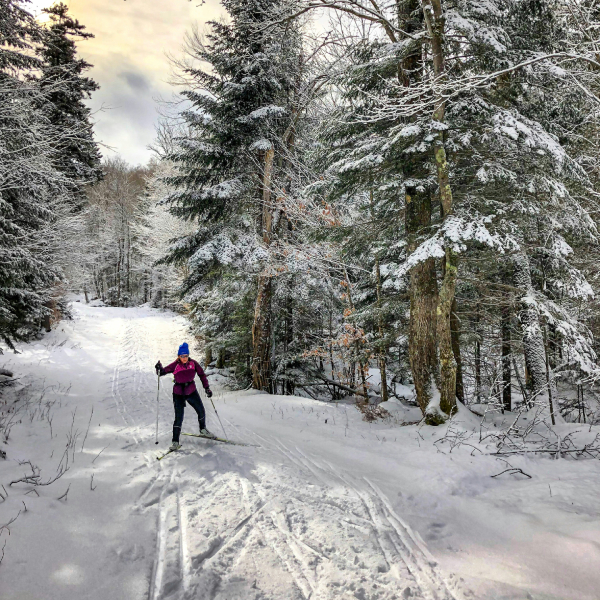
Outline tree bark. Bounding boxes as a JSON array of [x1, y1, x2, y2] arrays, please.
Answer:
[[252, 148, 276, 391], [406, 186, 439, 416], [421, 0, 458, 421], [451, 298, 464, 403], [217, 347, 226, 370], [501, 297, 512, 412]]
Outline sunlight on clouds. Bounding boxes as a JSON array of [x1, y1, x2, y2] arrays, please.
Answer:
[[29, 0, 224, 164]]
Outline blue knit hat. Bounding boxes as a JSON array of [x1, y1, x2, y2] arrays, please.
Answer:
[[178, 342, 190, 356]]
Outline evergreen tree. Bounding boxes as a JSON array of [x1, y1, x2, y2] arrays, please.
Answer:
[[0, 0, 101, 346], [164, 0, 304, 389], [37, 2, 102, 205], [0, 0, 58, 346]]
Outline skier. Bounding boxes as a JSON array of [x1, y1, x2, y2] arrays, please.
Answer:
[[155, 342, 215, 451]]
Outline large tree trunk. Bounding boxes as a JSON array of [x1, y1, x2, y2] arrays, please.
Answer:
[[252, 148, 276, 391], [421, 0, 458, 421], [396, 0, 441, 416], [406, 186, 439, 416], [513, 253, 547, 397]]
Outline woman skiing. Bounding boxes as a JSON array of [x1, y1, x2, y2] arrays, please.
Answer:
[[155, 342, 215, 451]]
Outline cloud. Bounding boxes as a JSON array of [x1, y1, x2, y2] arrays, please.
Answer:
[[30, 0, 225, 165], [120, 71, 151, 94]]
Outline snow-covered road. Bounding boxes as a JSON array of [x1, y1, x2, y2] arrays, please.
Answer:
[[2, 304, 600, 600]]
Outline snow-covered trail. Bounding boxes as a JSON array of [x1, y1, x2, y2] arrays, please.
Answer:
[[0, 304, 460, 600], [2, 304, 600, 600]]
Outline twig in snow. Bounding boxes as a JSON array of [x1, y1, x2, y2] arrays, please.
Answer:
[[91, 445, 110, 464], [0, 509, 21, 533], [90, 473, 96, 491], [57, 484, 71, 501], [80, 407, 94, 453], [491, 468, 532, 479]]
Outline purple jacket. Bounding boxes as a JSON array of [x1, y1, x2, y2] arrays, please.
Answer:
[[160, 358, 210, 396]]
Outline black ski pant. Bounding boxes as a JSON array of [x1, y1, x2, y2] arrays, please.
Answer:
[[172, 390, 206, 442]]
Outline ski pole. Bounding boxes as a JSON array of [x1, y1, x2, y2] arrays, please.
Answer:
[[208, 392, 228, 440], [155, 372, 160, 445]]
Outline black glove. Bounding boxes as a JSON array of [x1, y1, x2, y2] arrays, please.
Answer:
[[155, 361, 162, 373], [205, 388, 213, 398]]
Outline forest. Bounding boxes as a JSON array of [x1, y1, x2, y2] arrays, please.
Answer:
[[3, 0, 600, 429]]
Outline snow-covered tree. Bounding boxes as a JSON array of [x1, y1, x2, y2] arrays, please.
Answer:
[[36, 2, 102, 206], [297, 0, 600, 421], [164, 0, 306, 390]]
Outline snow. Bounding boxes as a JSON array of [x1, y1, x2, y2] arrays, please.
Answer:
[[492, 111, 567, 170], [250, 138, 273, 151], [2, 304, 600, 599], [245, 105, 287, 120]]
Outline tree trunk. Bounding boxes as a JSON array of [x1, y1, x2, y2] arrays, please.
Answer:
[[217, 347, 226, 370], [375, 256, 389, 402], [252, 276, 272, 390], [284, 275, 294, 395], [451, 298, 464, 403], [421, 0, 458, 421], [406, 186, 439, 416], [501, 298, 512, 412], [343, 267, 369, 401], [370, 188, 389, 402], [252, 148, 276, 391], [205, 345, 213, 367], [513, 253, 547, 397], [543, 325, 557, 425]]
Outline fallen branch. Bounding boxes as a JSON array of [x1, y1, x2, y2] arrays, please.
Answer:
[[311, 374, 374, 398], [491, 467, 532, 479]]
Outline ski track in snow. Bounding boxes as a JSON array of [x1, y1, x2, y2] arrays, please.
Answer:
[[105, 308, 466, 600], [1, 305, 470, 600]]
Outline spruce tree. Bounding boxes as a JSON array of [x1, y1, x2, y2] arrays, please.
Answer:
[[164, 0, 303, 389], [37, 2, 102, 205]]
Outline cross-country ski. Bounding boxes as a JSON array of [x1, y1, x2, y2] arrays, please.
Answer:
[[4, 1, 600, 600], [182, 432, 255, 446]]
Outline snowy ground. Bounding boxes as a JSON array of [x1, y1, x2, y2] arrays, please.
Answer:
[[1, 304, 600, 600]]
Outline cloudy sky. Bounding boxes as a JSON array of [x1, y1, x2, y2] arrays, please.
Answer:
[[29, 0, 226, 165]]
